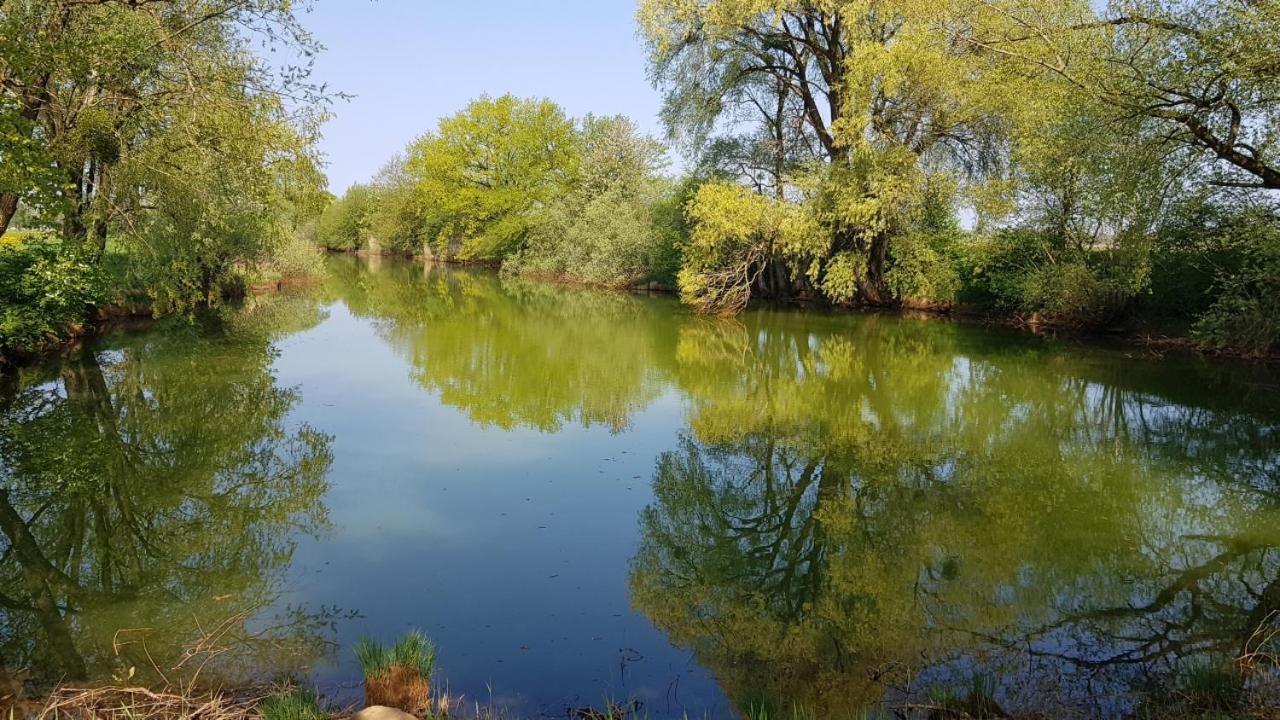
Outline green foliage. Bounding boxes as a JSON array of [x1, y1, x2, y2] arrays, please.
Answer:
[[885, 231, 961, 304], [507, 116, 670, 287], [648, 178, 698, 286], [1192, 216, 1280, 354], [354, 630, 437, 679], [0, 0, 329, 314], [952, 230, 1142, 325], [407, 95, 579, 262], [678, 181, 820, 314], [367, 157, 427, 255], [260, 690, 327, 720], [0, 241, 105, 353], [317, 185, 374, 252], [258, 232, 327, 282]]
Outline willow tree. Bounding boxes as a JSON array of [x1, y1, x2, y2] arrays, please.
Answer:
[[639, 0, 1039, 310], [965, 0, 1280, 193]]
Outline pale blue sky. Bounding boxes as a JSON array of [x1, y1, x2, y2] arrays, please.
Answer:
[[302, 1, 665, 193]]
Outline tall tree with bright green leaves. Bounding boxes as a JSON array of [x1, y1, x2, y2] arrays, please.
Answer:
[[406, 95, 580, 262]]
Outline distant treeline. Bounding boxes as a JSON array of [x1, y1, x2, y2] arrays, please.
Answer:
[[323, 0, 1279, 355]]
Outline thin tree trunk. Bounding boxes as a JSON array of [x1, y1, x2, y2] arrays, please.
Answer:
[[0, 193, 18, 236]]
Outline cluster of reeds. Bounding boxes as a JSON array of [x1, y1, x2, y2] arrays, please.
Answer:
[[354, 630, 436, 716]]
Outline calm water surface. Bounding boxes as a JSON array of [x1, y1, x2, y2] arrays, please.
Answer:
[[2, 255, 1280, 718]]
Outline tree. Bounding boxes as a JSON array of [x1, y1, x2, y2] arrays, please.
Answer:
[[0, 0, 329, 306], [639, 0, 1023, 309], [367, 155, 428, 255], [964, 0, 1280, 192], [405, 95, 579, 262], [317, 184, 374, 252], [508, 115, 673, 286]]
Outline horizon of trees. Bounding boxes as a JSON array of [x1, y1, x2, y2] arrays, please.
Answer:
[[317, 0, 1279, 354]]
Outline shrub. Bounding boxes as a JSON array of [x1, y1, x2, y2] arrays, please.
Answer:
[[648, 178, 697, 286], [0, 241, 106, 353], [1192, 217, 1280, 354], [261, 232, 326, 281], [955, 229, 1142, 325], [886, 231, 961, 304], [512, 188, 662, 287]]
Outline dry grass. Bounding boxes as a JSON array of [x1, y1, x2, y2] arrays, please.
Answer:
[[31, 686, 279, 720]]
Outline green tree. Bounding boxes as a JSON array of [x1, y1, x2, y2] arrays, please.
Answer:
[[638, 0, 1024, 309], [0, 0, 329, 314], [317, 185, 374, 253], [406, 95, 580, 262], [507, 115, 673, 286], [367, 156, 428, 255]]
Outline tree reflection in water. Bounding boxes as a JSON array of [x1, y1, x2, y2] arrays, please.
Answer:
[[630, 314, 1280, 717], [0, 295, 337, 688]]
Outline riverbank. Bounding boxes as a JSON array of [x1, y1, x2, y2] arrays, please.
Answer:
[[0, 267, 324, 372], [12, 680, 1280, 720], [401, 251, 1279, 363]]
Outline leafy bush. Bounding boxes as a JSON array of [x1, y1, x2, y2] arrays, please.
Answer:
[[886, 231, 961, 304], [0, 241, 106, 353], [1192, 215, 1280, 354], [367, 156, 427, 255], [505, 115, 672, 287], [513, 188, 662, 287], [260, 232, 326, 281], [955, 229, 1142, 325], [648, 178, 697, 286]]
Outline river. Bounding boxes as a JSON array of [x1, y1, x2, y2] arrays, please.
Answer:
[[2, 254, 1278, 718]]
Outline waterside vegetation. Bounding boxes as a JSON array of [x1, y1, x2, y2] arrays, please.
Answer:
[[0, 0, 331, 363], [315, 0, 1280, 356]]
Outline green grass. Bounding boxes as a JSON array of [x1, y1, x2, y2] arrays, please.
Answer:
[[1182, 660, 1243, 711], [355, 629, 437, 678], [259, 689, 327, 720]]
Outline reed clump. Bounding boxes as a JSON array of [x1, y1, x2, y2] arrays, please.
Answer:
[[354, 630, 436, 715]]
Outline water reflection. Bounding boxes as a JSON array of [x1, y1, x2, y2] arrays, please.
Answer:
[[322, 257, 1280, 716], [3, 256, 1278, 718], [0, 296, 336, 687], [631, 313, 1280, 716], [325, 256, 678, 432]]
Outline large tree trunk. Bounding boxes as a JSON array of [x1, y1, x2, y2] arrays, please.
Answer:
[[857, 233, 893, 306]]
